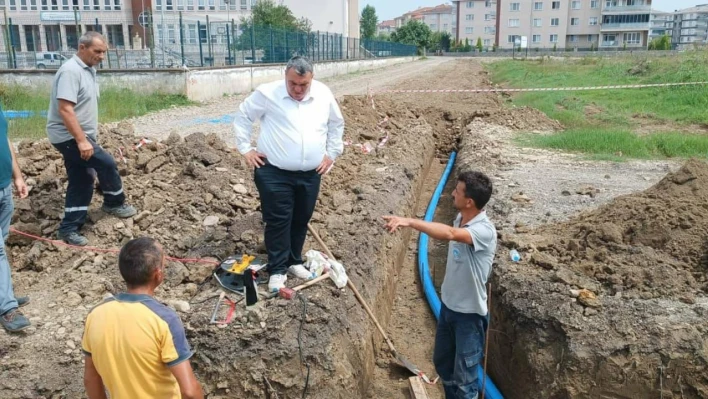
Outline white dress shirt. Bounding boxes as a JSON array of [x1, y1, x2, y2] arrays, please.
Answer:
[[233, 79, 345, 172]]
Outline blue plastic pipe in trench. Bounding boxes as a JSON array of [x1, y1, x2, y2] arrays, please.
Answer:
[[417, 151, 504, 399]]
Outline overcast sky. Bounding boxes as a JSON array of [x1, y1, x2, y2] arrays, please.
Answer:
[[359, 0, 701, 21]]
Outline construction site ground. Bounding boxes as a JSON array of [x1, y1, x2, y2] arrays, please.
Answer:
[[1, 57, 705, 399]]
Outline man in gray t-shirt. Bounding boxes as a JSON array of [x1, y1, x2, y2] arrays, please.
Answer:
[[46, 32, 136, 246], [383, 170, 496, 399]]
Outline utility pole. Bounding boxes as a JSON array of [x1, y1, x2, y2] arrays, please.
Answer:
[[160, 0, 165, 67]]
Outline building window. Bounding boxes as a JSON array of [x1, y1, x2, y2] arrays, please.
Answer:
[[590, 0, 598, 7], [571, 18, 580, 25], [485, 14, 494, 21], [443, 23, 448, 30], [240, 0, 246, 9], [466, 14, 474, 20], [624, 32, 640, 44], [484, 26, 496, 33], [534, 1, 542, 9], [466, 27, 473, 33], [466, 1, 473, 7], [484, 39, 491, 46], [589, 17, 598, 25], [588, 34, 595, 41], [569, 34, 578, 41], [550, 34, 558, 42], [508, 18, 520, 27], [103, 0, 110, 10], [92, 0, 98, 10], [508, 34, 520, 43], [198, 0, 204, 10], [552, 1, 560, 9], [533, 18, 542, 27], [113, 0, 119, 10], [30, 0, 38, 9], [510, 2, 520, 11], [533, 34, 541, 42], [571, 0, 580, 9], [551, 18, 559, 26], [485, 0, 492, 7]]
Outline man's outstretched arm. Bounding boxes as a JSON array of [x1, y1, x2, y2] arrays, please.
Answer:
[[382, 215, 473, 245]]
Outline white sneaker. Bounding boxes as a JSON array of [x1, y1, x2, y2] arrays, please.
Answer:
[[288, 264, 314, 280], [268, 274, 287, 292]]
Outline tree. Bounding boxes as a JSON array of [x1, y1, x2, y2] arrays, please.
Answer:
[[391, 20, 432, 52], [238, 0, 313, 63], [377, 32, 392, 42], [360, 5, 378, 40], [439, 32, 452, 52], [463, 38, 472, 52], [648, 34, 671, 50], [476, 37, 483, 52]]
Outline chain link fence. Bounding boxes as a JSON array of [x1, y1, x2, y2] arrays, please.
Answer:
[[0, 11, 417, 69]]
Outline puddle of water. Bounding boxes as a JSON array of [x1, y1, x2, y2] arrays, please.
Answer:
[[182, 114, 234, 126]]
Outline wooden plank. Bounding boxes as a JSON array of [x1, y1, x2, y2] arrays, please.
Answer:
[[408, 376, 430, 399]]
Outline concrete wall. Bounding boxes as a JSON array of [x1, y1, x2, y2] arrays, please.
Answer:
[[0, 56, 416, 102]]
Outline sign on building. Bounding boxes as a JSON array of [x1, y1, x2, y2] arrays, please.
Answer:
[[40, 11, 81, 22]]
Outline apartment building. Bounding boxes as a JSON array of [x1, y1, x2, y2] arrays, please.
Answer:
[[0, 0, 357, 52], [649, 10, 673, 40], [672, 4, 708, 48], [394, 4, 456, 35], [377, 19, 395, 35], [453, 0, 498, 48], [600, 0, 652, 49]]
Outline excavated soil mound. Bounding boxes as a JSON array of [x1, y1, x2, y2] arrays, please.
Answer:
[[520, 159, 708, 303]]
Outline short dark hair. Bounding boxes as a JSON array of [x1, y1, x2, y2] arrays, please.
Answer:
[[458, 171, 493, 210], [118, 237, 163, 288]]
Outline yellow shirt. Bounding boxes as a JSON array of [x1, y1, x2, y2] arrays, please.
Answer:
[[82, 293, 193, 399]]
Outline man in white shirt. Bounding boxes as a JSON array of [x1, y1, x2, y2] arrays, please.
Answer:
[[233, 56, 345, 292]]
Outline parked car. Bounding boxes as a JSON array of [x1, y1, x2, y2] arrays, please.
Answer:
[[36, 52, 67, 69]]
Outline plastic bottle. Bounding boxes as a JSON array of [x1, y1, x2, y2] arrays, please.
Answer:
[[509, 249, 521, 262]]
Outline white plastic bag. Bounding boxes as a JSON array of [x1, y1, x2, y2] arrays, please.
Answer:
[[305, 250, 329, 277], [327, 258, 348, 289]]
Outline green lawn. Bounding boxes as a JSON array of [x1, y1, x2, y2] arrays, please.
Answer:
[[0, 84, 193, 140], [488, 53, 708, 159]]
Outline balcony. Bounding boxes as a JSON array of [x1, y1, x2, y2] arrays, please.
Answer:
[[601, 22, 650, 30], [600, 40, 644, 47], [602, 4, 651, 12]]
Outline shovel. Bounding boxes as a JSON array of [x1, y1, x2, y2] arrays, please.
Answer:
[[306, 223, 435, 383]]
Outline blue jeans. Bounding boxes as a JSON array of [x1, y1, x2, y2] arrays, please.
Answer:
[[433, 303, 488, 399], [0, 184, 17, 315], [53, 137, 125, 234]]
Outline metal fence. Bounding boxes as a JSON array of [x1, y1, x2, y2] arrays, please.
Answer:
[[0, 11, 417, 70]]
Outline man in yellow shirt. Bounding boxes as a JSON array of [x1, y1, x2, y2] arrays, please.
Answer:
[[81, 237, 204, 399]]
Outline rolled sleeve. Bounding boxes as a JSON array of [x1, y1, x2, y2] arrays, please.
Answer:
[[325, 96, 344, 160], [233, 90, 268, 155]]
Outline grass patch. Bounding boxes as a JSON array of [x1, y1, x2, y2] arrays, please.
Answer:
[[520, 129, 708, 160], [489, 53, 708, 159], [0, 84, 193, 140]]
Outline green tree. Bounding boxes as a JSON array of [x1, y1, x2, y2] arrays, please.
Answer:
[[238, 0, 312, 63], [391, 20, 432, 52], [476, 37, 483, 52], [463, 38, 472, 52], [360, 5, 378, 40], [377, 32, 391, 42], [648, 34, 671, 50], [439, 32, 452, 51]]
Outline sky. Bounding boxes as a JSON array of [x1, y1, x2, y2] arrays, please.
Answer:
[[359, 0, 702, 21]]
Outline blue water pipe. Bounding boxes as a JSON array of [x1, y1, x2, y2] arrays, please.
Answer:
[[417, 151, 504, 399], [3, 110, 48, 119]]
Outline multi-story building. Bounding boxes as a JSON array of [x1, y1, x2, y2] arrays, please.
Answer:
[[649, 10, 673, 41], [394, 4, 456, 35], [672, 4, 708, 49], [453, 0, 497, 48], [599, 0, 652, 49], [377, 19, 395, 35], [0, 0, 358, 52]]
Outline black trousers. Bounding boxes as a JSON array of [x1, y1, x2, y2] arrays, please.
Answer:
[[254, 163, 321, 275], [53, 137, 125, 234]]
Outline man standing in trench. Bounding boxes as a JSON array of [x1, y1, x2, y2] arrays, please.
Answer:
[[233, 56, 345, 292], [382, 170, 497, 399], [46, 31, 136, 247], [0, 104, 31, 332]]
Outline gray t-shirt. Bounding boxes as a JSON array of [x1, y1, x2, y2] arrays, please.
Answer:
[[46, 55, 99, 144], [441, 211, 497, 316]]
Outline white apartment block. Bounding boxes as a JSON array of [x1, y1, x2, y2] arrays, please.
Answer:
[[394, 4, 456, 35], [0, 0, 358, 52], [672, 4, 708, 48], [453, 0, 498, 48], [454, 0, 662, 49]]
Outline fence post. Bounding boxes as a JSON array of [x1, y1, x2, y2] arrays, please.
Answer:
[[197, 20, 204, 67], [3, 9, 13, 69], [226, 21, 232, 66], [147, 8, 155, 68], [206, 15, 213, 66], [179, 12, 185, 66], [231, 19, 236, 64], [73, 7, 80, 37], [251, 22, 256, 64], [95, 17, 99, 32], [8, 17, 16, 69], [285, 30, 288, 60], [269, 25, 274, 63]]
